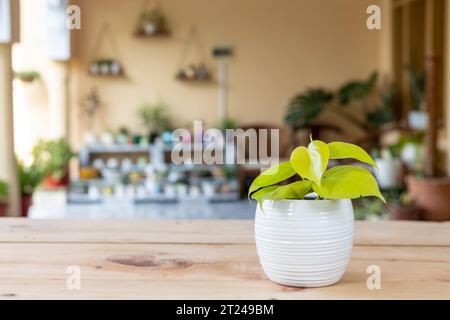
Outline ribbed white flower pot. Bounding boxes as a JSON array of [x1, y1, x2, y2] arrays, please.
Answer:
[[255, 199, 354, 287]]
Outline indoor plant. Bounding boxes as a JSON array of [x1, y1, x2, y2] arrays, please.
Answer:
[[14, 70, 41, 83], [372, 148, 402, 189], [250, 139, 384, 287], [284, 72, 395, 150], [406, 57, 450, 221], [387, 191, 423, 221], [405, 67, 427, 130], [137, 101, 172, 143], [136, 7, 168, 36], [18, 160, 47, 217], [0, 180, 8, 216], [32, 138, 74, 189]]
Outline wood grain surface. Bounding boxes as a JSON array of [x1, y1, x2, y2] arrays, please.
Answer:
[[0, 219, 449, 299]]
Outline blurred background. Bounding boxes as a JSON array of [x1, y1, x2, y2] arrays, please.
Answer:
[[0, 0, 448, 221]]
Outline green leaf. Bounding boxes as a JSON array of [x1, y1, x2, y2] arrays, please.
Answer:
[[248, 161, 296, 196], [252, 180, 313, 209], [338, 72, 378, 106], [284, 89, 334, 130], [290, 140, 329, 185], [328, 142, 378, 168], [313, 165, 385, 202], [251, 185, 279, 210]]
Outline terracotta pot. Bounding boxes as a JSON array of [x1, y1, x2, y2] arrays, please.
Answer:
[[406, 176, 450, 221], [21, 194, 33, 217], [43, 169, 69, 189], [387, 203, 423, 221], [0, 201, 8, 217]]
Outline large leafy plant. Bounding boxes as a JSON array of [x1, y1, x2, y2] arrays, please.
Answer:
[[32, 138, 74, 180], [137, 100, 172, 135], [17, 161, 47, 195], [284, 73, 395, 148], [249, 139, 385, 208]]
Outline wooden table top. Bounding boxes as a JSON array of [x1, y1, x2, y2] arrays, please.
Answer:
[[0, 219, 449, 300]]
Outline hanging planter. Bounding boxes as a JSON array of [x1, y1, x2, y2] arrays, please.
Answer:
[[88, 23, 125, 78], [89, 59, 124, 77], [134, 1, 169, 38], [176, 64, 211, 82], [14, 70, 41, 83], [175, 28, 212, 83]]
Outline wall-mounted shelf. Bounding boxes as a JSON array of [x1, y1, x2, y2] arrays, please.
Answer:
[[134, 30, 170, 38], [175, 76, 214, 84], [88, 72, 126, 79], [134, 1, 170, 40]]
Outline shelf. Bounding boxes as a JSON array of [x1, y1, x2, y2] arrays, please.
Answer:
[[88, 72, 126, 79], [134, 30, 170, 38], [175, 77, 214, 84], [67, 193, 240, 205], [82, 145, 151, 153]]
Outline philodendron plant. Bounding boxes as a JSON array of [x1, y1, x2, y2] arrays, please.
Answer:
[[249, 139, 385, 207]]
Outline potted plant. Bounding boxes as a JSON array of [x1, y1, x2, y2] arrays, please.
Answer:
[[137, 101, 172, 143], [284, 72, 395, 150], [117, 126, 131, 145], [372, 148, 402, 189], [387, 192, 424, 221], [406, 57, 450, 221], [32, 138, 75, 189], [249, 139, 384, 287], [17, 161, 47, 217], [397, 132, 425, 173], [353, 197, 387, 221], [14, 70, 41, 83], [136, 7, 168, 36], [0, 180, 8, 216], [405, 67, 427, 130]]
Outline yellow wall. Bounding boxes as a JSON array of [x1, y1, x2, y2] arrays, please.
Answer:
[[13, 0, 50, 158], [69, 0, 383, 146]]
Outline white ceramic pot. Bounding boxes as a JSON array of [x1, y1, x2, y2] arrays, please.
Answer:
[[255, 199, 354, 287], [408, 111, 428, 130], [374, 158, 401, 188]]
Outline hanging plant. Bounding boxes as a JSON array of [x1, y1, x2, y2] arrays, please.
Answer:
[[88, 23, 125, 77], [89, 59, 124, 77], [14, 70, 41, 83], [135, 6, 169, 37], [176, 63, 211, 82], [175, 28, 212, 82]]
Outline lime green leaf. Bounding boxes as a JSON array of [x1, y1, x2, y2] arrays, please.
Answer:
[[248, 161, 296, 196], [309, 140, 329, 179], [252, 180, 313, 209], [290, 146, 311, 178], [270, 180, 313, 199], [313, 165, 385, 202], [290, 140, 329, 185], [328, 142, 378, 168], [251, 185, 279, 209]]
